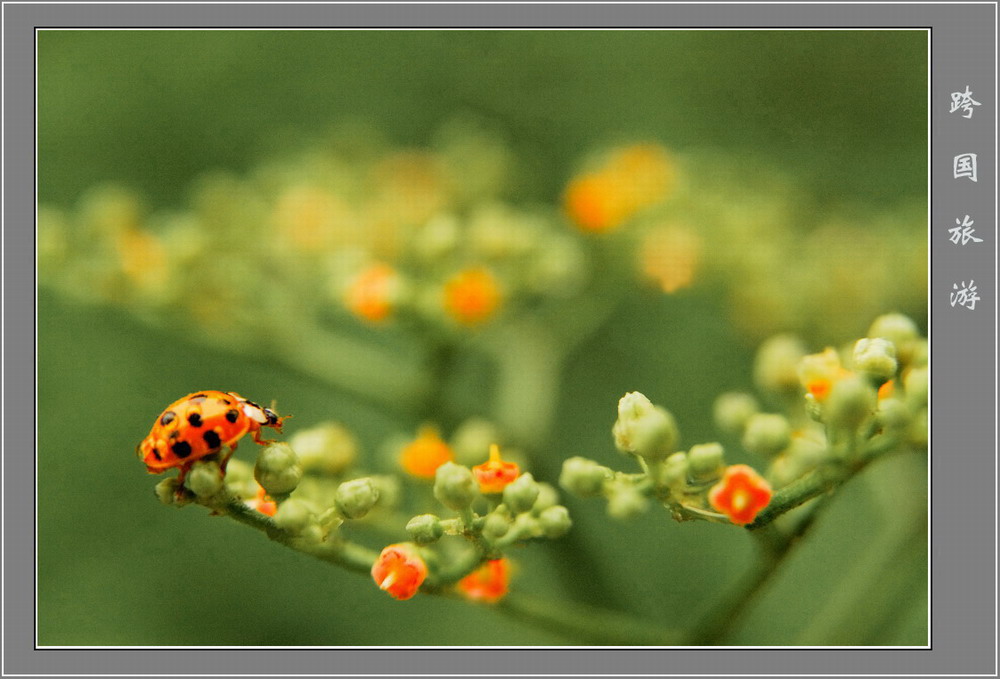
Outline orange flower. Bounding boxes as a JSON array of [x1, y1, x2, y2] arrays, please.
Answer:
[[472, 444, 520, 494], [708, 464, 772, 526], [247, 485, 277, 517], [798, 348, 851, 402], [457, 558, 511, 603], [400, 425, 454, 479], [639, 224, 701, 293], [443, 267, 501, 326], [344, 262, 400, 323], [563, 172, 632, 233], [371, 543, 428, 601]]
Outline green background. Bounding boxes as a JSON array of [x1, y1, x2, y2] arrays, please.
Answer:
[[38, 30, 927, 646]]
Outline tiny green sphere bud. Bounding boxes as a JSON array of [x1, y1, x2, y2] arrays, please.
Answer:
[[482, 512, 511, 540], [825, 375, 877, 432], [687, 443, 725, 481], [185, 460, 224, 498], [254, 443, 303, 495], [433, 461, 479, 510], [406, 513, 444, 544], [662, 452, 689, 487], [537, 505, 572, 538], [741, 413, 792, 457], [904, 367, 928, 409], [335, 477, 381, 519], [613, 392, 679, 460], [503, 472, 541, 514], [155, 477, 185, 506], [606, 482, 650, 520], [852, 337, 898, 384], [868, 313, 919, 364], [532, 482, 560, 512], [273, 498, 316, 534], [713, 392, 760, 435], [559, 456, 612, 497], [288, 423, 358, 475], [753, 334, 808, 395], [877, 398, 911, 432]]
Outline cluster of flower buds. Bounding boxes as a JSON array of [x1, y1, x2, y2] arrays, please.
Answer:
[[561, 312, 926, 528]]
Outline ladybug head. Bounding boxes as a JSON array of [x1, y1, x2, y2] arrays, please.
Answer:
[[263, 408, 281, 427]]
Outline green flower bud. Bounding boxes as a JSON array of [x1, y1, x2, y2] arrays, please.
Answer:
[[288, 423, 358, 475], [904, 367, 928, 409], [662, 451, 689, 487], [482, 512, 511, 540], [868, 313, 920, 364], [741, 413, 792, 457], [606, 481, 650, 520], [184, 460, 224, 498], [825, 375, 877, 432], [503, 472, 541, 514], [713, 392, 760, 435], [433, 462, 479, 510], [335, 477, 381, 519], [532, 482, 560, 513], [155, 477, 187, 506], [559, 456, 612, 497], [537, 505, 572, 538], [254, 443, 303, 496], [406, 514, 444, 544], [613, 393, 679, 460], [852, 337, 897, 384], [222, 458, 257, 499], [687, 443, 725, 482], [877, 398, 911, 432], [753, 334, 807, 395], [273, 498, 317, 534]]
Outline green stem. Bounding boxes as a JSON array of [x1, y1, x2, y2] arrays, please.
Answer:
[[494, 592, 683, 646]]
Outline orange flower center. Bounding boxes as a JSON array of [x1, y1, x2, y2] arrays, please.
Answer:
[[472, 444, 520, 493], [443, 268, 501, 326]]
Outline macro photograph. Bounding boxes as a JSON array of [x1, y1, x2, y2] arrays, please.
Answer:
[[37, 29, 928, 646]]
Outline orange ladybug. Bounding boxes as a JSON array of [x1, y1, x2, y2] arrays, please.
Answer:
[[137, 391, 287, 484]]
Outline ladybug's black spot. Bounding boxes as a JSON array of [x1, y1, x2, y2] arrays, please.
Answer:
[[203, 430, 222, 449], [169, 430, 179, 440], [225, 409, 239, 423], [160, 411, 176, 426], [171, 441, 192, 459], [187, 413, 203, 427]]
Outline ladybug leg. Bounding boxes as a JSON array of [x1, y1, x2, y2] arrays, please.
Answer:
[[174, 465, 192, 500], [219, 444, 236, 474], [251, 429, 277, 446]]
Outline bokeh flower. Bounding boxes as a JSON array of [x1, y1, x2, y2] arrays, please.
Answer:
[[400, 425, 454, 479], [443, 267, 501, 326]]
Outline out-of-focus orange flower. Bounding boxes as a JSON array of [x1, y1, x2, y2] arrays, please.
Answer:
[[708, 464, 772, 526], [877, 379, 895, 400], [798, 348, 851, 402], [371, 543, 428, 601], [344, 262, 400, 323], [472, 444, 520, 494], [400, 425, 454, 479], [639, 224, 701, 293], [564, 144, 675, 234], [443, 267, 501, 326], [457, 558, 511, 603]]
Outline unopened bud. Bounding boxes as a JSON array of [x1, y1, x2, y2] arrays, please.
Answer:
[[559, 456, 612, 497], [273, 498, 317, 534], [741, 413, 791, 457], [335, 477, 380, 519], [687, 443, 725, 481], [713, 392, 759, 435], [825, 374, 877, 432], [852, 337, 898, 384], [662, 452, 689, 487], [184, 460, 224, 498], [502, 473, 540, 514], [606, 482, 650, 520], [613, 392, 678, 459], [406, 514, 444, 544], [482, 512, 511, 540], [537, 505, 572, 538], [433, 462, 479, 510], [254, 443, 302, 495]]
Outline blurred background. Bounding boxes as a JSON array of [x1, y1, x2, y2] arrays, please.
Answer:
[[37, 30, 927, 646]]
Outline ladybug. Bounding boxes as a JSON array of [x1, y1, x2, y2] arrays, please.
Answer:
[[137, 390, 287, 484]]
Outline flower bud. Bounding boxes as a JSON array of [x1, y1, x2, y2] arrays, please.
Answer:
[[613, 392, 678, 460], [482, 512, 511, 540], [433, 462, 479, 510], [798, 347, 846, 402], [532, 482, 560, 513], [184, 460, 224, 498], [335, 477, 381, 519], [559, 456, 612, 497], [868, 313, 920, 364], [537, 505, 572, 538], [502, 472, 540, 514], [155, 477, 186, 506], [713, 392, 759, 435], [825, 374, 877, 432], [273, 498, 317, 534], [254, 443, 303, 496], [741, 413, 791, 457], [687, 443, 725, 482], [754, 334, 807, 395], [606, 481, 650, 519], [852, 337, 897, 384], [904, 367, 928, 409], [662, 451, 689, 487], [876, 398, 911, 433], [406, 513, 444, 544], [288, 423, 358, 475]]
